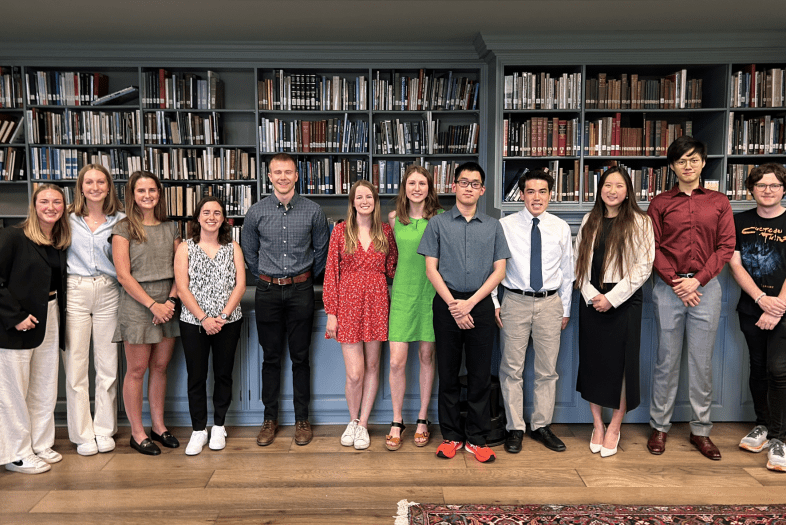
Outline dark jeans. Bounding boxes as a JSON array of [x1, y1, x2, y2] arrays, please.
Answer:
[[739, 311, 786, 440], [433, 290, 495, 446], [179, 320, 242, 431], [255, 277, 315, 421]]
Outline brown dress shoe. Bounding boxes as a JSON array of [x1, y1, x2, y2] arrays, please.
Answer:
[[294, 420, 313, 446], [257, 420, 278, 446], [647, 429, 667, 455], [690, 433, 722, 460]]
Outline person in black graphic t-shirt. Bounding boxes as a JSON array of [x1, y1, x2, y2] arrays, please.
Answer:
[[729, 162, 786, 472]]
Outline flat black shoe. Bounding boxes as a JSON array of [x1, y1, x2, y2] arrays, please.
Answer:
[[504, 430, 525, 454], [530, 425, 566, 452], [130, 436, 161, 456], [150, 430, 180, 448]]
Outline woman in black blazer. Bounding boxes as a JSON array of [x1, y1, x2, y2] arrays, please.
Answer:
[[0, 184, 70, 475]]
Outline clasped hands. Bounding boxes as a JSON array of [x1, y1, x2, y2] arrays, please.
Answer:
[[150, 301, 175, 325], [201, 315, 226, 336], [448, 299, 475, 329], [756, 295, 786, 331], [672, 276, 702, 307]]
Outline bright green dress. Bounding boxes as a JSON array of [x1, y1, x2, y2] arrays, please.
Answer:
[[388, 212, 441, 342]]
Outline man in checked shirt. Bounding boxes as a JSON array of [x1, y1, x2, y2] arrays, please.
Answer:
[[242, 153, 330, 447]]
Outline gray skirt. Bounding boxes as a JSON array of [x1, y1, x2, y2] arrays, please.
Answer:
[[113, 279, 180, 345]]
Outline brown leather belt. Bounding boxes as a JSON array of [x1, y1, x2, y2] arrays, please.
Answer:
[[259, 271, 311, 286]]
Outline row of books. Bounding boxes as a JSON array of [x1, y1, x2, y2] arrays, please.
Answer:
[[25, 70, 109, 106], [373, 159, 460, 195], [372, 70, 479, 111], [0, 114, 23, 144], [258, 73, 367, 111], [142, 69, 224, 110], [26, 108, 140, 146], [144, 147, 255, 181], [730, 65, 785, 108], [503, 117, 581, 157], [1, 67, 22, 108], [503, 72, 582, 110], [727, 164, 758, 201], [375, 119, 478, 155], [728, 113, 785, 155], [0, 147, 24, 180], [258, 116, 368, 153], [585, 71, 702, 109], [164, 183, 254, 218], [502, 161, 580, 203], [584, 115, 692, 157], [30, 147, 142, 179], [582, 164, 677, 201], [144, 111, 222, 146]]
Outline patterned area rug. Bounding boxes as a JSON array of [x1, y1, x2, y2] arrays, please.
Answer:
[[395, 501, 786, 525]]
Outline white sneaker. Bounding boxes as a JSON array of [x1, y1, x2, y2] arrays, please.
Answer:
[[185, 430, 209, 456], [740, 425, 770, 453], [767, 439, 786, 472], [96, 435, 116, 453], [36, 448, 62, 464], [354, 425, 370, 450], [341, 419, 359, 447], [77, 441, 99, 456], [209, 425, 227, 451], [5, 454, 51, 474]]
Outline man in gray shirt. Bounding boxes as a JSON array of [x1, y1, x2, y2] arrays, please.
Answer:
[[418, 161, 510, 463], [241, 153, 330, 447]]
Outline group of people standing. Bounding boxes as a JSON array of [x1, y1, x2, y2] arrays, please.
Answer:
[[1, 140, 784, 475]]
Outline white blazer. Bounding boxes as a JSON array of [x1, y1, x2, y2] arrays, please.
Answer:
[[574, 211, 654, 308]]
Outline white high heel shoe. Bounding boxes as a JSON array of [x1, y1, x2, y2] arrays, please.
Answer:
[[600, 432, 621, 458], [589, 428, 603, 454]]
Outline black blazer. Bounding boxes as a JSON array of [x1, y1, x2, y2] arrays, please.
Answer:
[[0, 226, 67, 350]]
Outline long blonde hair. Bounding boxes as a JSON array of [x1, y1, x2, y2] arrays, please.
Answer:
[[122, 171, 168, 243], [344, 180, 388, 255], [21, 184, 71, 249], [69, 164, 123, 217], [394, 165, 442, 226]]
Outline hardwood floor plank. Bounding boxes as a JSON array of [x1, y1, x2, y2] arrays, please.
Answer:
[[0, 511, 219, 525], [215, 509, 401, 525], [0, 468, 214, 491], [743, 467, 786, 486], [577, 465, 763, 487], [0, 491, 49, 513]]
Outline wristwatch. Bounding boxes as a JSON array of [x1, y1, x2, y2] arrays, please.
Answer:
[[220, 313, 229, 320]]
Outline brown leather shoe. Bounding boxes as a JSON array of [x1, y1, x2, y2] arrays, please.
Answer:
[[690, 433, 722, 460], [257, 420, 277, 446], [647, 429, 667, 455], [294, 420, 313, 446]]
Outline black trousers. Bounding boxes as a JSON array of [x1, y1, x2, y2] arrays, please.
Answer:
[[255, 277, 315, 421], [179, 320, 242, 431], [739, 311, 786, 440], [433, 291, 495, 446]]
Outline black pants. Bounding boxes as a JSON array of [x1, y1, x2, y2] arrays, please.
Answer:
[[255, 277, 315, 421], [433, 291, 495, 446], [179, 320, 242, 431], [739, 311, 786, 440]]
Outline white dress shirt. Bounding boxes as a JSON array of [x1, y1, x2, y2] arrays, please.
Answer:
[[574, 211, 654, 308], [492, 208, 574, 317]]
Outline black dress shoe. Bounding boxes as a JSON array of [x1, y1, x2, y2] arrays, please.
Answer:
[[130, 436, 161, 456], [530, 425, 566, 452], [150, 430, 180, 448], [504, 430, 525, 454]]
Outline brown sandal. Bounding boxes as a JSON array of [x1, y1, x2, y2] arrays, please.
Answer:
[[414, 419, 431, 447], [385, 421, 406, 451]]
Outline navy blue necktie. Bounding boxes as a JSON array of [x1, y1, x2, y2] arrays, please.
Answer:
[[530, 217, 542, 292]]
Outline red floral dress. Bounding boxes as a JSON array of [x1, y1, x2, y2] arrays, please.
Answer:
[[323, 221, 398, 343]]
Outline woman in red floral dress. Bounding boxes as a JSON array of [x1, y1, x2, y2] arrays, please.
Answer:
[[324, 180, 397, 450]]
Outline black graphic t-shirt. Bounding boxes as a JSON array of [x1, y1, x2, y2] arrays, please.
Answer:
[[734, 208, 786, 316]]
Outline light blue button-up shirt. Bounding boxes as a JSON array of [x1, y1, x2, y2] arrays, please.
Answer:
[[66, 211, 126, 278]]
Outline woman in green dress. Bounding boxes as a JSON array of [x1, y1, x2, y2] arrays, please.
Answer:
[[385, 165, 443, 451]]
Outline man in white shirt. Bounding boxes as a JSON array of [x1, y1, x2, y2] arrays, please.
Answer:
[[493, 169, 574, 453]]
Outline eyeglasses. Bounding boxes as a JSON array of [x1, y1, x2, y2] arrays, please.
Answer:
[[456, 179, 483, 189], [674, 158, 703, 168], [753, 183, 784, 191]]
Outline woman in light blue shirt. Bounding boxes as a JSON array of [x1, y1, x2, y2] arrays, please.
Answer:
[[63, 164, 125, 457]]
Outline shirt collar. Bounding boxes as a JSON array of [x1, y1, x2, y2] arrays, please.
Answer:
[[275, 192, 300, 209], [518, 206, 547, 224], [449, 205, 483, 222], [668, 184, 708, 197]]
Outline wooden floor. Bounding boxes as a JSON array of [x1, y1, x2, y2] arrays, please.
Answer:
[[2, 422, 785, 524]]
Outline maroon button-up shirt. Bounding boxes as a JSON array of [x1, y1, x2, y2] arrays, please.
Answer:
[[647, 185, 735, 287]]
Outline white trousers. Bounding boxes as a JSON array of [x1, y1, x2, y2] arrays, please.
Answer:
[[62, 275, 120, 444], [0, 299, 59, 465]]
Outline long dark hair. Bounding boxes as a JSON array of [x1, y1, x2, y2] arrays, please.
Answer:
[[122, 171, 168, 243], [394, 165, 442, 225], [188, 196, 232, 244], [575, 166, 648, 290]]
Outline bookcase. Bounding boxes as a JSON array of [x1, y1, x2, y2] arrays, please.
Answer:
[[0, 66, 26, 224]]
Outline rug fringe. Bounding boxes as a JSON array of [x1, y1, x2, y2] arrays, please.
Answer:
[[394, 499, 419, 525]]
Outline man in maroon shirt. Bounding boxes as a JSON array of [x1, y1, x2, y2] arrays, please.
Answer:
[[646, 136, 735, 460]]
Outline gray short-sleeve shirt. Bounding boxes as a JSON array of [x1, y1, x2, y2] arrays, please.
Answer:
[[417, 206, 510, 293]]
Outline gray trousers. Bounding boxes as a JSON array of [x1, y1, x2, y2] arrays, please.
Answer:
[[499, 292, 564, 432], [649, 277, 722, 436]]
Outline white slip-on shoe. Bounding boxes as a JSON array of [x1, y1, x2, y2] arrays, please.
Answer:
[[96, 435, 116, 453], [36, 448, 62, 464], [77, 441, 99, 456], [209, 425, 227, 451], [185, 430, 209, 456]]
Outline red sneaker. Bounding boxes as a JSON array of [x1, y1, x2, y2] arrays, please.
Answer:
[[436, 440, 463, 459], [465, 442, 496, 463]]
